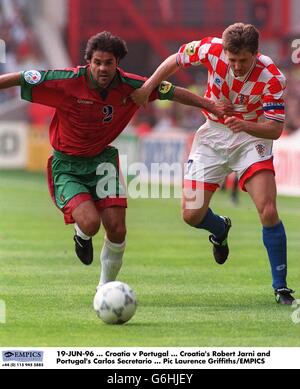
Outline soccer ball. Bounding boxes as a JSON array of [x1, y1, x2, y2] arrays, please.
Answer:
[[93, 281, 137, 324]]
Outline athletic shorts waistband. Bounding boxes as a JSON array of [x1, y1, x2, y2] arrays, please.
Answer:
[[52, 148, 114, 162]]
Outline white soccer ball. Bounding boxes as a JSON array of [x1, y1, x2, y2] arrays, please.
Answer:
[[93, 281, 137, 324]]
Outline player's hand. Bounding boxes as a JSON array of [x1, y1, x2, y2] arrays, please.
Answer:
[[224, 116, 248, 133], [130, 88, 151, 107], [209, 101, 234, 118]]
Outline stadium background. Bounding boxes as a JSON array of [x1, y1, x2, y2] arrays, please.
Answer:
[[0, 0, 300, 348]]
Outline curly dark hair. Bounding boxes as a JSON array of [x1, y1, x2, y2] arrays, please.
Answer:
[[222, 23, 259, 54], [85, 31, 128, 62]]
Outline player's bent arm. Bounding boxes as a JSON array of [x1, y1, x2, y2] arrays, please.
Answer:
[[131, 54, 178, 106], [224, 116, 283, 140], [0, 72, 21, 89], [172, 87, 228, 118], [143, 54, 179, 92], [244, 119, 283, 140]]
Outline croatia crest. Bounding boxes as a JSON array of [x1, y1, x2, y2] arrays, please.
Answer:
[[255, 143, 267, 157], [237, 94, 249, 105]]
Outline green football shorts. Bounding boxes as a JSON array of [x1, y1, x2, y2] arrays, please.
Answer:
[[47, 147, 127, 224]]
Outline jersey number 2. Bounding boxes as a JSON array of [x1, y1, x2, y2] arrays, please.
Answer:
[[103, 105, 114, 123]]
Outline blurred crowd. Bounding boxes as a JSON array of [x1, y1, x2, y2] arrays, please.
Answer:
[[0, 0, 44, 102], [284, 66, 300, 134]]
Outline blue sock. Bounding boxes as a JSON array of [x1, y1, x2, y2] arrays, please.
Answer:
[[262, 221, 287, 289], [194, 208, 226, 238]]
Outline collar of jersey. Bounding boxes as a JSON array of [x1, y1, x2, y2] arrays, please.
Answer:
[[88, 67, 120, 91]]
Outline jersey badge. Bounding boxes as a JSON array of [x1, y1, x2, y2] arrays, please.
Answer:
[[158, 81, 172, 94], [214, 77, 222, 87], [185, 41, 197, 56], [255, 143, 267, 158], [237, 94, 249, 105], [24, 70, 42, 85]]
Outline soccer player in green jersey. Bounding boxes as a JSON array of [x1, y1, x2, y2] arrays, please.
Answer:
[[0, 31, 229, 290]]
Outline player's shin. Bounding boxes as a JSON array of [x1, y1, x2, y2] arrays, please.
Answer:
[[195, 208, 226, 237], [262, 221, 287, 289], [98, 237, 126, 287]]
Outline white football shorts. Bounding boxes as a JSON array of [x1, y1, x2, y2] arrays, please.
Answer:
[[184, 121, 274, 192]]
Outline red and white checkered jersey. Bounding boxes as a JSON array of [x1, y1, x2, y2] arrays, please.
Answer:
[[177, 37, 286, 124]]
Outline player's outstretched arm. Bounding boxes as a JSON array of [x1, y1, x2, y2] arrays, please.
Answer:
[[173, 87, 233, 118], [0, 72, 21, 89], [131, 54, 178, 107]]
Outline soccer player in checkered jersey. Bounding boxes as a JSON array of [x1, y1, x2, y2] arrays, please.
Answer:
[[131, 23, 295, 305], [0, 31, 229, 290]]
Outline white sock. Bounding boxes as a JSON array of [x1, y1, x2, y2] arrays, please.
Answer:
[[75, 223, 91, 240], [98, 237, 125, 287]]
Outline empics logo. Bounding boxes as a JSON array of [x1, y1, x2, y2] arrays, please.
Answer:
[[2, 350, 44, 362]]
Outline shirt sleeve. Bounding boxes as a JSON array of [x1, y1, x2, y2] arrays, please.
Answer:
[[176, 37, 213, 68], [262, 73, 286, 122], [20, 69, 67, 108]]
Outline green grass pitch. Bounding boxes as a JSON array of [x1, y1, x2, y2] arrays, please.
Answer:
[[0, 170, 299, 346]]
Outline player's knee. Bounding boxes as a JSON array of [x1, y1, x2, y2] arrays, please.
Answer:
[[80, 216, 101, 237], [182, 209, 204, 226], [260, 202, 278, 225], [106, 223, 127, 243]]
